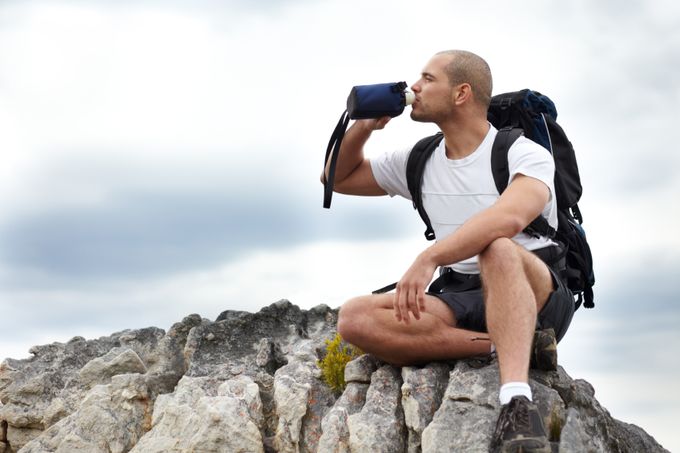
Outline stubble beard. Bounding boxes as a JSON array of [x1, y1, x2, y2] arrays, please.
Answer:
[[410, 105, 434, 123], [410, 97, 455, 124], [410, 110, 425, 122], [410, 106, 442, 124]]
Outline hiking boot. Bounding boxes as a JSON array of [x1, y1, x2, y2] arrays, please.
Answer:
[[530, 328, 557, 371], [490, 396, 551, 453]]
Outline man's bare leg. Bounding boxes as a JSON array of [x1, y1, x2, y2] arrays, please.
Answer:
[[337, 293, 491, 366], [479, 238, 554, 384]]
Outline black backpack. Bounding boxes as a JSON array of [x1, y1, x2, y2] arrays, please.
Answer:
[[405, 89, 595, 309]]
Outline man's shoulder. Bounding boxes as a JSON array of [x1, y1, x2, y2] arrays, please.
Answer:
[[508, 135, 551, 159], [369, 145, 415, 199]]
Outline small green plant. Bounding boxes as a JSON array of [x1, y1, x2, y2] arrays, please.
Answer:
[[317, 333, 363, 393]]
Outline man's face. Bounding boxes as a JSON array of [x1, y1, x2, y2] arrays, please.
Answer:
[[409, 54, 456, 123]]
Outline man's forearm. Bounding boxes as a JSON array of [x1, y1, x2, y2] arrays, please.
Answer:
[[421, 176, 548, 268], [421, 208, 519, 269]]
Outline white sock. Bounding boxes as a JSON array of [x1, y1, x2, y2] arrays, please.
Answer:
[[490, 343, 496, 354], [499, 382, 532, 405]]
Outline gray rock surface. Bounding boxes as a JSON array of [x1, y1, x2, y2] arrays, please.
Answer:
[[348, 365, 406, 453], [19, 374, 152, 453], [0, 300, 670, 453], [402, 363, 449, 452], [129, 375, 265, 453]]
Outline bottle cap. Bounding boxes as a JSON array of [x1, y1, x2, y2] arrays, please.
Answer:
[[404, 90, 415, 106]]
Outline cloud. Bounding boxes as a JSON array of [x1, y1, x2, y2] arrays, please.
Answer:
[[559, 252, 680, 376], [0, 147, 423, 286], [0, 237, 428, 357], [516, 0, 680, 202]]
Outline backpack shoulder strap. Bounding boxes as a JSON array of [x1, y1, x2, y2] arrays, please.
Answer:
[[491, 127, 556, 239], [490, 127, 523, 194], [407, 133, 444, 241]]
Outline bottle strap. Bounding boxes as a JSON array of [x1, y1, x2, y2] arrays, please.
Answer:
[[372, 281, 397, 294], [323, 110, 350, 208]]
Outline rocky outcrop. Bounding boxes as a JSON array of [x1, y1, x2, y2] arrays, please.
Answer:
[[0, 300, 670, 453]]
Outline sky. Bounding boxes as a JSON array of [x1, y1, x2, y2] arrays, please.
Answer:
[[1, 0, 679, 450]]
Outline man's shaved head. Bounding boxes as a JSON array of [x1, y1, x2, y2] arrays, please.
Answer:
[[436, 50, 493, 108]]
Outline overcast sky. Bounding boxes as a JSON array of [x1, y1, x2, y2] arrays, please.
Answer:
[[1, 0, 679, 450]]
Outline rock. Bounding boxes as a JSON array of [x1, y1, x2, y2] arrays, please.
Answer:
[[401, 363, 449, 452], [144, 314, 206, 394], [0, 301, 670, 453], [184, 300, 337, 379], [273, 359, 336, 453], [0, 314, 203, 450], [129, 375, 264, 453], [78, 348, 148, 387], [5, 425, 42, 452], [344, 354, 379, 384], [221, 375, 265, 430], [421, 359, 566, 452], [348, 365, 407, 453], [317, 382, 369, 453], [20, 374, 152, 453], [0, 335, 121, 430], [535, 369, 669, 453]]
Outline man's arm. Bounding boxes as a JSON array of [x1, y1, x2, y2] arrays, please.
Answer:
[[393, 174, 551, 323], [424, 175, 550, 265], [321, 118, 389, 196]]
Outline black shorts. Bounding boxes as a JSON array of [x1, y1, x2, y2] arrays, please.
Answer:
[[427, 246, 575, 342]]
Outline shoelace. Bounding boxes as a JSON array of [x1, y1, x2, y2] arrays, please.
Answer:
[[494, 398, 532, 440], [507, 399, 531, 433]]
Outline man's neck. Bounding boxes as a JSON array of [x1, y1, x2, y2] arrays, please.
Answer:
[[439, 117, 490, 160]]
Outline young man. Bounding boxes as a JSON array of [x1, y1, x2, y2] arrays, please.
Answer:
[[323, 50, 574, 452]]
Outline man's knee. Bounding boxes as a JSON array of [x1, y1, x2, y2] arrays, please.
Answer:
[[479, 238, 554, 304], [479, 237, 519, 272], [337, 296, 367, 344]]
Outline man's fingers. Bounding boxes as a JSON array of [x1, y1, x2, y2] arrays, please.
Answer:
[[374, 116, 391, 130], [395, 284, 410, 324], [418, 290, 426, 312], [401, 289, 411, 324], [393, 286, 403, 322], [395, 280, 429, 324], [410, 288, 421, 320]]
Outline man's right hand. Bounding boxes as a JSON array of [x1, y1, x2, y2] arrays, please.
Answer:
[[355, 116, 392, 132], [321, 116, 390, 197]]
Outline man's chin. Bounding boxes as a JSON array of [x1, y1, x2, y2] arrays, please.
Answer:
[[410, 111, 430, 123]]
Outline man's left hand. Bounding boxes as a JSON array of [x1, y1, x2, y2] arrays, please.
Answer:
[[394, 252, 437, 324]]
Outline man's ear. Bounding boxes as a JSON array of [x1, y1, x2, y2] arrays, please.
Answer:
[[452, 83, 473, 106]]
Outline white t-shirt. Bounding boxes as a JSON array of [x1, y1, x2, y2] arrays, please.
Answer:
[[370, 125, 557, 274]]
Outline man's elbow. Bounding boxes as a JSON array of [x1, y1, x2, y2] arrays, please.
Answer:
[[499, 215, 530, 238], [319, 173, 352, 195]]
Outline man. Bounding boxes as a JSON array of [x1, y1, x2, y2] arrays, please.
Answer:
[[322, 50, 575, 452]]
